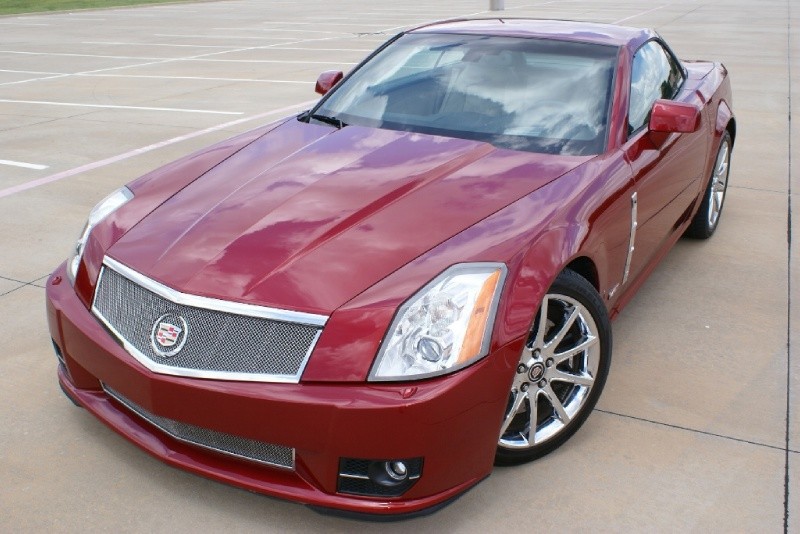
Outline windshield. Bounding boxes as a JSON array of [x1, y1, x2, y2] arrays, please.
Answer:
[[313, 32, 618, 155]]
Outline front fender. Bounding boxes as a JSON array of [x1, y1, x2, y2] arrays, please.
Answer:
[[304, 157, 630, 383], [715, 99, 733, 137], [500, 224, 584, 341]]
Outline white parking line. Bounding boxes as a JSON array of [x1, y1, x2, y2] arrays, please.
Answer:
[[345, 7, 464, 13], [0, 99, 243, 115], [83, 74, 312, 84], [0, 50, 166, 60], [0, 34, 362, 89], [155, 34, 298, 41], [185, 58, 358, 65], [613, 5, 666, 24], [502, 1, 560, 11], [248, 21, 405, 26], [83, 41, 239, 49], [0, 160, 48, 170], [0, 69, 67, 75], [0, 100, 314, 200], [370, 23, 422, 34], [214, 28, 352, 35], [267, 47, 374, 52], [321, 12, 449, 17]]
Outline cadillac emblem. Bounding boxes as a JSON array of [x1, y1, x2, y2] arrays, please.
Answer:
[[150, 313, 188, 357]]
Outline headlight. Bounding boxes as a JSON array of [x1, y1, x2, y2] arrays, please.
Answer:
[[369, 263, 507, 381], [66, 186, 134, 284]]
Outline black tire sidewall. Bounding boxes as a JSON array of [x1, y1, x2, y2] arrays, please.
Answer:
[[495, 269, 612, 465]]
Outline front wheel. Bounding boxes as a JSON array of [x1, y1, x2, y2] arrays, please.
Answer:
[[496, 269, 611, 465]]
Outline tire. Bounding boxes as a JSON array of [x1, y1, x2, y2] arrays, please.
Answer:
[[684, 131, 732, 239], [495, 269, 611, 465]]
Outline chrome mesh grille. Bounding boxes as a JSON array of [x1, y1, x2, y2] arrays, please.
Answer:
[[92, 261, 324, 382], [103, 384, 294, 469]]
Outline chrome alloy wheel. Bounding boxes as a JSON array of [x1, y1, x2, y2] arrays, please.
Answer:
[[707, 136, 730, 229], [499, 293, 600, 449]]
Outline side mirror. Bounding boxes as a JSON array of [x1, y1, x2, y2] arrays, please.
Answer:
[[648, 99, 701, 134], [315, 70, 343, 96]]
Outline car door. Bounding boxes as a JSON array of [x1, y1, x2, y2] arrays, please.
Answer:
[[622, 40, 709, 280]]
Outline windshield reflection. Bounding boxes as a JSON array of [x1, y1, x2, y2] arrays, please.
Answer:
[[316, 33, 618, 155]]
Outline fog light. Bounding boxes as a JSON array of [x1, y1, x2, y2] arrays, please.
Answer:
[[386, 461, 407, 481], [338, 457, 423, 497]]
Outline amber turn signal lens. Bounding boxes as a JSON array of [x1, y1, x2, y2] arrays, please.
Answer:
[[457, 269, 502, 363]]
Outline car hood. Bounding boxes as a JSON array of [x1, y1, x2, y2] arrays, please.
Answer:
[[108, 119, 590, 315]]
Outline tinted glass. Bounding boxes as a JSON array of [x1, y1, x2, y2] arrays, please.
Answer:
[[628, 40, 684, 134], [314, 33, 619, 155]]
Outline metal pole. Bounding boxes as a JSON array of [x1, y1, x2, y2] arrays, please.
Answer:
[[490, 0, 505, 10]]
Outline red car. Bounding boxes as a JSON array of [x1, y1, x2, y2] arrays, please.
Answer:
[[46, 18, 734, 517]]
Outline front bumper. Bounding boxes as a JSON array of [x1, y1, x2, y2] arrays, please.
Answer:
[[46, 264, 520, 516]]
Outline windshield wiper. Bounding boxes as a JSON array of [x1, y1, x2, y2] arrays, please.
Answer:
[[305, 112, 347, 129]]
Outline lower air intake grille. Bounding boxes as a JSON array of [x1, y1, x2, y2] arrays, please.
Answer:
[[103, 384, 294, 469]]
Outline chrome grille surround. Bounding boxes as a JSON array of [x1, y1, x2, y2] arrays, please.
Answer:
[[103, 384, 295, 469], [92, 256, 327, 383]]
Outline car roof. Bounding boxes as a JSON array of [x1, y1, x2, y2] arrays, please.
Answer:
[[408, 18, 655, 51]]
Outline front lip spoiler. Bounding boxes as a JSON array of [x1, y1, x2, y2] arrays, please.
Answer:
[[57, 373, 82, 408], [56, 366, 485, 517], [307, 475, 487, 521]]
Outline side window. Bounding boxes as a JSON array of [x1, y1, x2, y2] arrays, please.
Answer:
[[628, 41, 684, 134]]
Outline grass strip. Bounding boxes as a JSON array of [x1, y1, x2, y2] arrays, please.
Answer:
[[0, 0, 199, 16]]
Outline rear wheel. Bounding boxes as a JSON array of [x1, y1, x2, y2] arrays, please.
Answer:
[[496, 269, 611, 465], [684, 131, 732, 239]]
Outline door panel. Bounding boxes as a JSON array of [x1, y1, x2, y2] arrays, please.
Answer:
[[620, 40, 709, 284], [623, 124, 706, 279]]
